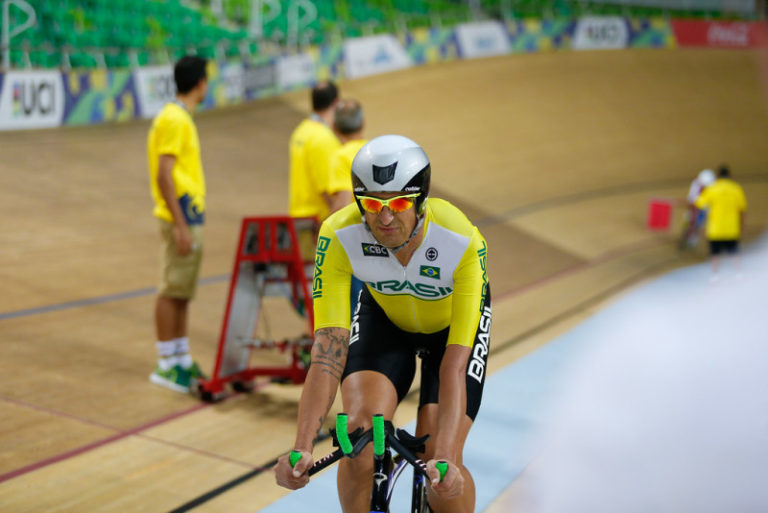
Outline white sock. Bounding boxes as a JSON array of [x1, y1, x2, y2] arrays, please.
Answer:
[[174, 336, 190, 354], [156, 340, 177, 370], [173, 337, 194, 369]]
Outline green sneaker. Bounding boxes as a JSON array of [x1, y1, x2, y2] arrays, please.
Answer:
[[185, 361, 207, 382], [149, 364, 192, 393]]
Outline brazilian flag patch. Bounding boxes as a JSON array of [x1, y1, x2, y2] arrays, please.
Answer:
[[419, 265, 441, 280]]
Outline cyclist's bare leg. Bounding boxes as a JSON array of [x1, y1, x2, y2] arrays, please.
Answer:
[[416, 403, 475, 513], [338, 370, 399, 513]]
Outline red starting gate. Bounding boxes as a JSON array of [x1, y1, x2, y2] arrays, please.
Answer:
[[197, 216, 317, 401]]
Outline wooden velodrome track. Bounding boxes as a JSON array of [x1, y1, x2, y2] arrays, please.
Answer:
[[1, 48, 768, 512]]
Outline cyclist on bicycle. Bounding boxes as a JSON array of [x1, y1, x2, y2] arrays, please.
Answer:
[[274, 135, 491, 513]]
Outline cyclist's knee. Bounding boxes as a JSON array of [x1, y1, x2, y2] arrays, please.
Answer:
[[338, 448, 374, 478], [345, 409, 392, 434]]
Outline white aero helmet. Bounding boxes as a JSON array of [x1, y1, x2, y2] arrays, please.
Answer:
[[698, 169, 716, 186], [351, 134, 431, 215]]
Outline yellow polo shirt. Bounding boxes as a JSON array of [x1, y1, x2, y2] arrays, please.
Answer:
[[147, 102, 206, 224], [695, 178, 747, 240], [288, 117, 341, 221], [328, 138, 366, 201]]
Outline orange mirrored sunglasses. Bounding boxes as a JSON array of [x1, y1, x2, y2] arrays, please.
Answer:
[[357, 193, 420, 214]]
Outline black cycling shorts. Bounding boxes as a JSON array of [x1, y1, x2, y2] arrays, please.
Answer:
[[709, 239, 739, 255], [341, 285, 491, 421]]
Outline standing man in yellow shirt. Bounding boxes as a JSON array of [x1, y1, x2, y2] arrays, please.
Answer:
[[147, 56, 208, 392], [288, 81, 344, 222], [695, 164, 747, 283]]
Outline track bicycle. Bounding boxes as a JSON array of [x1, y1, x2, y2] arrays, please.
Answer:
[[290, 413, 448, 513]]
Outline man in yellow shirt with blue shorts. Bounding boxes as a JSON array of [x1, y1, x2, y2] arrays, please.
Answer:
[[275, 135, 491, 513], [147, 56, 208, 392], [695, 164, 747, 282]]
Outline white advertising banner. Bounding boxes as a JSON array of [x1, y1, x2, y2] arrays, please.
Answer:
[[276, 53, 316, 90], [0, 71, 64, 130], [455, 21, 511, 59], [220, 62, 245, 103], [135, 65, 176, 118], [344, 35, 413, 79], [572, 17, 629, 50]]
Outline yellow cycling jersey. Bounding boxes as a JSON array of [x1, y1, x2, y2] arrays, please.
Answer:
[[313, 198, 489, 347]]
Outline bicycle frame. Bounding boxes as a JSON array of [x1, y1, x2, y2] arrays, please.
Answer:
[[369, 414, 391, 512]]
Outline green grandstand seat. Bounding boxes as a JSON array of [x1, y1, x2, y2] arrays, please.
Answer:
[[197, 46, 216, 59], [124, 32, 148, 50], [225, 41, 241, 57], [104, 52, 130, 68], [134, 50, 150, 66], [69, 51, 98, 68], [9, 49, 26, 68]]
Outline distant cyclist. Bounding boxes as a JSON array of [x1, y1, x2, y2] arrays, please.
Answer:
[[274, 135, 491, 513], [680, 168, 716, 249]]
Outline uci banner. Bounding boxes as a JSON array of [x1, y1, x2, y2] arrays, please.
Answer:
[[572, 16, 629, 50], [135, 65, 176, 119], [0, 70, 65, 130], [344, 35, 413, 79]]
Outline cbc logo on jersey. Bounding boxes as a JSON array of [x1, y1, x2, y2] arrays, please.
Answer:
[[425, 247, 438, 261], [362, 243, 389, 257]]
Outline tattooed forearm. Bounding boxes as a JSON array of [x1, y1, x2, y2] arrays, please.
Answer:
[[314, 328, 350, 358], [312, 360, 343, 379], [294, 328, 350, 451], [312, 328, 349, 380]]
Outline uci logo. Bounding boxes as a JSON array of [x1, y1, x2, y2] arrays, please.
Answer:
[[12, 80, 56, 117], [148, 75, 176, 102], [587, 23, 620, 43]]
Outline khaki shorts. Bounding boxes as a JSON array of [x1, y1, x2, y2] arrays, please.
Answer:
[[158, 220, 204, 299]]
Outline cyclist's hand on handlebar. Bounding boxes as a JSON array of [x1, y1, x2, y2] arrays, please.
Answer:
[[426, 459, 464, 499], [274, 450, 313, 490]]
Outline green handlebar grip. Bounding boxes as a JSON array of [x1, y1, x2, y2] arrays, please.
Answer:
[[436, 461, 448, 482], [336, 413, 353, 455], [289, 450, 302, 468], [372, 414, 385, 457]]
